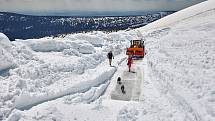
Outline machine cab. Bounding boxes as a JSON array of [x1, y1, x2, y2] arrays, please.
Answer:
[[126, 39, 144, 58]]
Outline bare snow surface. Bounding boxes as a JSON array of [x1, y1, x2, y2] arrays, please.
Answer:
[[1, 0, 215, 121]]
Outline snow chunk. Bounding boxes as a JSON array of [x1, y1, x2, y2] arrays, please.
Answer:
[[0, 33, 12, 49], [107, 32, 132, 41], [0, 33, 14, 72], [17, 37, 95, 54], [7, 110, 22, 121], [63, 48, 81, 56], [18, 38, 75, 52], [74, 33, 104, 47], [77, 41, 95, 54]]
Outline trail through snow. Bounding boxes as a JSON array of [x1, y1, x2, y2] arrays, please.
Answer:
[[110, 60, 142, 101]]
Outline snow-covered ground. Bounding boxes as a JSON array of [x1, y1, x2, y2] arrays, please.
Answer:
[[1, 0, 215, 121], [139, 0, 215, 120]]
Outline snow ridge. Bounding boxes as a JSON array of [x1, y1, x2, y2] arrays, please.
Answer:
[[15, 65, 116, 110]]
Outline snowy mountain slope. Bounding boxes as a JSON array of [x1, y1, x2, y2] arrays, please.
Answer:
[[141, 0, 215, 121], [137, 0, 214, 32]]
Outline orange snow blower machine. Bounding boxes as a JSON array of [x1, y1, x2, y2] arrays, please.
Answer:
[[126, 39, 145, 59]]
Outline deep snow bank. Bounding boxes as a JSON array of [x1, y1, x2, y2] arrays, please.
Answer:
[[73, 33, 104, 47], [143, 1, 215, 120], [15, 64, 116, 110], [0, 30, 136, 120], [17, 37, 95, 54]]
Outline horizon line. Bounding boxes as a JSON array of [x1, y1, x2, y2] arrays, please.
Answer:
[[0, 10, 176, 17]]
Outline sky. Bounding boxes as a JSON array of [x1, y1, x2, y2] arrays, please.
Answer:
[[0, 0, 206, 15]]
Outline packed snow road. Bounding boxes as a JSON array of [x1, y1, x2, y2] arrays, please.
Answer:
[[107, 58, 203, 121], [110, 60, 142, 101]]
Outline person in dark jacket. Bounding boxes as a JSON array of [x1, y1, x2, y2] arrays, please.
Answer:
[[121, 85, 126, 94], [117, 77, 122, 84], [107, 51, 114, 66]]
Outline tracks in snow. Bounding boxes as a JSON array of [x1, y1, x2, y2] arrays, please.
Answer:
[[149, 67, 202, 121], [109, 60, 143, 101], [145, 27, 202, 121]]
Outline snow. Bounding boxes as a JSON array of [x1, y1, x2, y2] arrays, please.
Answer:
[[138, 0, 215, 120], [0, 33, 14, 73], [73, 33, 104, 47], [144, 10, 215, 120], [14, 60, 116, 110], [137, 0, 215, 32], [0, 30, 131, 120], [16, 37, 96, 54], [1, 0, 215, 121]]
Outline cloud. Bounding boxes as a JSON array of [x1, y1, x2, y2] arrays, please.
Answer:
[[0, 0, 206, 14]]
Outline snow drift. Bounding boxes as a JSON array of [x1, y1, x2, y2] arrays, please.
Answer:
[[0, 30, 131, 120], [17, 37, 96, 54]]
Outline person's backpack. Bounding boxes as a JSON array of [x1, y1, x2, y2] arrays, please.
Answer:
[[107, 52, 112, 59], [117, 77, 122, 84]]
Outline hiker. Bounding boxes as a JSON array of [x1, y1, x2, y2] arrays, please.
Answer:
[[121, 85, 126, 94], [117, 77, 122, 84], [127, 55, 133, 72], [107, 51, 114, 66]]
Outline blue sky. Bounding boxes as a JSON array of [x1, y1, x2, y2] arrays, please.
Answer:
[[0, 0, 206, 15]]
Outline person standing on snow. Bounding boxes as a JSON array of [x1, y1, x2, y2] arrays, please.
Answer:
[[127, 55, 133, 72], [107, 51, 114, 66]]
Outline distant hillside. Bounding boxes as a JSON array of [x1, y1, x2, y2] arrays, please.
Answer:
[[0, 11, 174, 40]]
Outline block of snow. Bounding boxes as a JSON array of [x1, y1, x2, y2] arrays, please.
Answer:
[[74, 33, 104, 47], [19, 38, 75, 52], [0, 33, 12, 49], [63, 48, 81, 56], [0, 33, 14, 72], [78, 43, 95, 54]]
